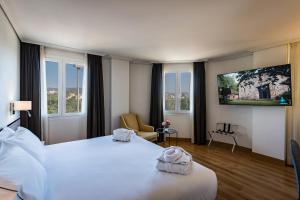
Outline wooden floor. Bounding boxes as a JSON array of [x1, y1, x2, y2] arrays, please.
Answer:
[[160, 139, 297, 200]]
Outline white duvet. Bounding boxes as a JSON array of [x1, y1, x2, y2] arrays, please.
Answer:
[[44, 135, 217, 200]]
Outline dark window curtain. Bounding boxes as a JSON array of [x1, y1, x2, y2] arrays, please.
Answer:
[[87, 54, 105, 138], [20, 42, 41, 139], [193, 62, 206, 145], [150, 63, 164, 142]]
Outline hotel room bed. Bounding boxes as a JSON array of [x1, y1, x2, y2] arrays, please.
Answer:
[[43, 135, 217, 200]]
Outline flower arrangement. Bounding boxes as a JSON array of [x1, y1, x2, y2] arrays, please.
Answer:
[[162, 119, 171, 128]]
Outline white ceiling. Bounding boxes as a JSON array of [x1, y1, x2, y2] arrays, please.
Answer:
[[1, 0, 300, 62]]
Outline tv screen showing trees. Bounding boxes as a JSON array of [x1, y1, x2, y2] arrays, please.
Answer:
[[217, 64, 292, 106]]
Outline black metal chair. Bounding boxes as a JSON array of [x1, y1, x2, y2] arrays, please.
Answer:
[[291, 139, 300, 200]]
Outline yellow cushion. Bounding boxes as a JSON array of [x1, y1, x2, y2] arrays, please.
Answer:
[[137, 131, 158, 141], [123, 114, 140, 131]]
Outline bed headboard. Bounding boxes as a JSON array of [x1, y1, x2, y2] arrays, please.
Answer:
[[0, 118, 20, 132]]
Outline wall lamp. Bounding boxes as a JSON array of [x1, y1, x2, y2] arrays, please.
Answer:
[[10, 101, 32, 117]]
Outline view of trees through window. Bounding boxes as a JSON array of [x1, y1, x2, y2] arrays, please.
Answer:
[[46, 60, 84, 115], [165, 72, 191, 111], [180, 72, 191, 110], [165, 73, 176, 110], [65, 64, 84, 113], [46, 61, 59, 114]]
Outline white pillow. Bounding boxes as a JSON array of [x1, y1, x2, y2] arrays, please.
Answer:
[[0, 143, 47, 200], [0, 127, 15, 141], [6, 127, 45, 164]]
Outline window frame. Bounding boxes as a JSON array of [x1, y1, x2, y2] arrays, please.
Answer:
[[45, 57, 62, 117], [62, 59, 86, 116], [163, 70, 192, 114], [45, 57, 86, 118], [179, 72, 192, 112], [164, 72, 177, 112]]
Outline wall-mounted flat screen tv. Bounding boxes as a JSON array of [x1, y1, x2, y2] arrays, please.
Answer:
[[217, 64, 292, 106]]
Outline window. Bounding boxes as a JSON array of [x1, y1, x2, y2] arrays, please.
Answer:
[[46, 61, 59, 114], [164, 71, 191, 112], [45, 58, 86, 116], [165, 73, 176, 111], [65, 64, 84, 113], [180, 72, 191, 111]]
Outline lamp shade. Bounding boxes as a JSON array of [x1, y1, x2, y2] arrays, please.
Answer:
[[13, 101, 32, 111]]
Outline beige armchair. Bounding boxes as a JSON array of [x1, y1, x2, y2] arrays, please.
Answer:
[[120, 113, 158, 142]]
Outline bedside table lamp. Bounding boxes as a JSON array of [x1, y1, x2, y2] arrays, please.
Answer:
[[11, 101, 32, 117]]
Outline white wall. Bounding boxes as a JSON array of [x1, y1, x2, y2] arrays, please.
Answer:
[[0, 7, 20, 128], [103, 56, 111, 134], [45, 47, 86, 61], [48, 116, 86, 144], [164, 114, 193, 138], [129, 63, 152, 123], [206, 55, 254, 148], [111, 59, 130, 130], [206, 45, 288, 160], [252, 45, 288, 160]]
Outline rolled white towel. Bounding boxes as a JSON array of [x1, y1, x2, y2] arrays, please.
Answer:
[[156, 161, 193, 175], [112, 128, 135, 142], [113, 128, 133, 134], [113, 132, 130, 142], [157, 146, 192, 165]]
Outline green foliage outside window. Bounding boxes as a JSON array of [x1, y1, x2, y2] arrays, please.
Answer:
[[180, 96, 190, 110], [47, 93, 58, 114], [66, 89, 82, 113], [165, 98, 175, 110]]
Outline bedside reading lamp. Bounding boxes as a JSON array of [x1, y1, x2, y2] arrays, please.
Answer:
[[10, 101, 32, 117]]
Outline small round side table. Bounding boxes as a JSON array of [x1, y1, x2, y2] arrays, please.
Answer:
[[156, 128, 178, 146]]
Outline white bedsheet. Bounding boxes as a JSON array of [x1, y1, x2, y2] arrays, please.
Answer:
[[44, 135, 217, 200]]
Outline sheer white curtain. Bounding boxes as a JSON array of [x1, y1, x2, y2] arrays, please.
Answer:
[[40, 46, 49, 144], [81, 54, 88, 139], [82, 54, 88, 115], [190, 67, 194, 144], [286, 42, 300, 165]]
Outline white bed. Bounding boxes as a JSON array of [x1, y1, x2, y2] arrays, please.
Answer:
[[43, 135, 217, 200]]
